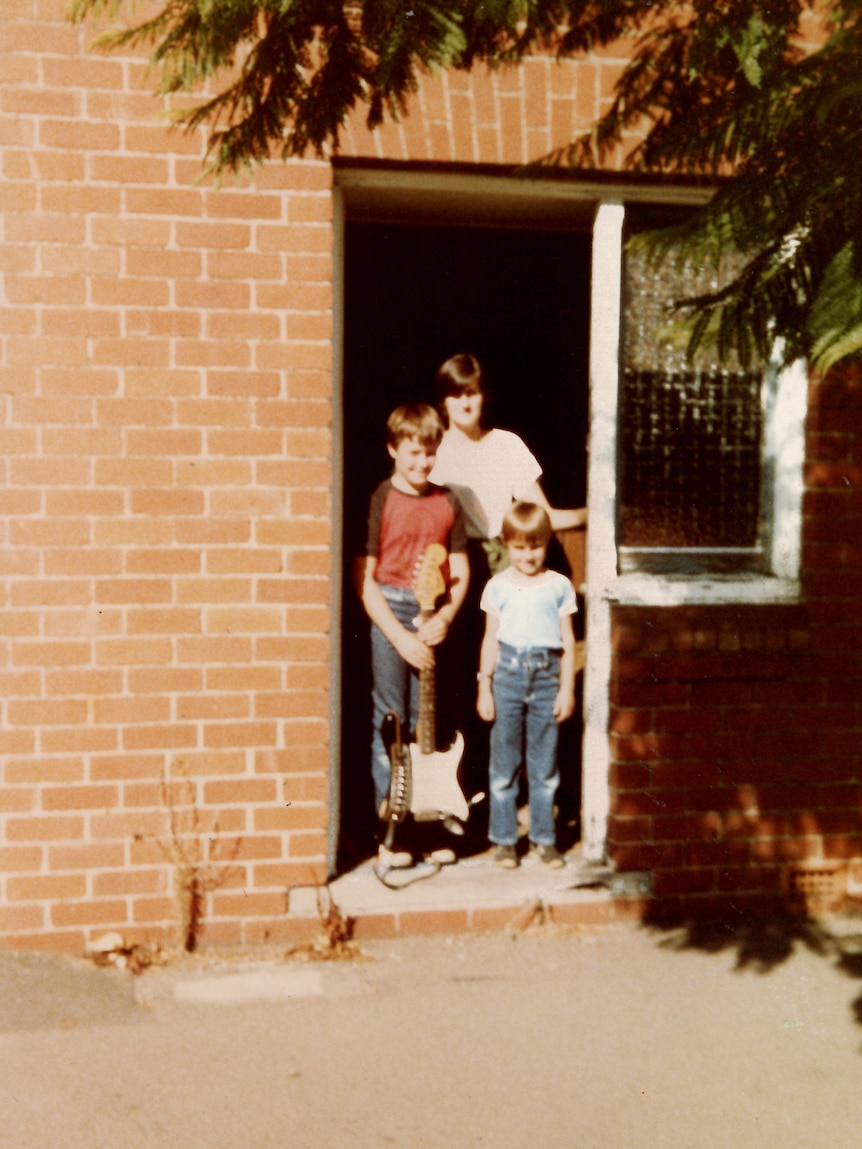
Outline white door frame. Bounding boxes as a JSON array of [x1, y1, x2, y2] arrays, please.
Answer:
[[581, 202, 625, 862]]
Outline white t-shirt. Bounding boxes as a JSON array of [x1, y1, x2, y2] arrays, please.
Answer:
[[480, 567, 577, 650], [430, 428, 542, 539]]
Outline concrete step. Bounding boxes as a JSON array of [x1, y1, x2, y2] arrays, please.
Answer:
[[287, 849, 651, 938]]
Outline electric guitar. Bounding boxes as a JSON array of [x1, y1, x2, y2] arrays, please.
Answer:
[[407, 543, 469, 823]]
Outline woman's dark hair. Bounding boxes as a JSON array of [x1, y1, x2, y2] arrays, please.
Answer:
[[434, 353, 487, 427]]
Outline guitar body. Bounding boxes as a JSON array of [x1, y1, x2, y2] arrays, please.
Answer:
[[404, 543, 470, 826], [408, 730, 468, 823]]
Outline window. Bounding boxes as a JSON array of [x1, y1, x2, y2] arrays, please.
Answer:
[[614, 211, 805, 586]]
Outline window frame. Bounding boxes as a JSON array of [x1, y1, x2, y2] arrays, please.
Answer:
[[587, 201, 806, 609]]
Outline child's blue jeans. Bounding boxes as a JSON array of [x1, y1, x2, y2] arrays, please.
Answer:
[[489, 642, 561, 848], [370, 584, 421, 812]]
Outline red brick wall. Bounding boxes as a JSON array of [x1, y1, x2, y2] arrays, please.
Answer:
[[1, 1, 847, 949], [338, 53, 627, 163], [607, 368, 862, 918], [1, 1, 335, 951], [0, 2, 627, 951]]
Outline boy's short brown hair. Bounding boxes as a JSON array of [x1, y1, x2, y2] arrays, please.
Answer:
[[500, 501, 553, 547], [386, 402, 444, 449]]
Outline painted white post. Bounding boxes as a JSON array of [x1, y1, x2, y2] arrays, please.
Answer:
[[769, 355, 807, 581], [581, 202, 625, 863]]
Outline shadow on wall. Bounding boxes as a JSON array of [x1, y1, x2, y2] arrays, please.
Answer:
[[601, 559, 862, 1040], [608, 599, 862, 921]]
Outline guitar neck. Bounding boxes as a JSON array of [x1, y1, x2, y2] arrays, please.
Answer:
[[416, 606, 436, 754]]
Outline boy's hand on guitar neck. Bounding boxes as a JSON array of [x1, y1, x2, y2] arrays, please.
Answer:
[[392, 604, 451, 670], [394, 627, 436, 672], [416, 611, 450, 648]]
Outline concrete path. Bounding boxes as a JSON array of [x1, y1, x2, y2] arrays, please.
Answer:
[[2, 915, 862, 1148]]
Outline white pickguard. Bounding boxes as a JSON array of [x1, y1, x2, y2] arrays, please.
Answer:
[[407, 730, 468, 822]]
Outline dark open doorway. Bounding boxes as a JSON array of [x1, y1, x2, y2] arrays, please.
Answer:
[[338, 219, 592, 871]]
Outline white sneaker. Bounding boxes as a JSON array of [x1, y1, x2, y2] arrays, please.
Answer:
[[378, 844, 414, 870], [428, 847, 456, 866]]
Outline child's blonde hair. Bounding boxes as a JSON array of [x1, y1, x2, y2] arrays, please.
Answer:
[[500, 501, 553, 547], [386, 402, 444, 449]]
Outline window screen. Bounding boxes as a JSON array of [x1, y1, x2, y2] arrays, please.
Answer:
[[619, 236, 766, 573]]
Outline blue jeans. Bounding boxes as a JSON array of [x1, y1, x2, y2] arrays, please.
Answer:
[[489, 643, 561, 847], [370, 585, 421, 811]]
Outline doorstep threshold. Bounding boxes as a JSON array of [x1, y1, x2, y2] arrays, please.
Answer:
[[288, 852, 650, 934]]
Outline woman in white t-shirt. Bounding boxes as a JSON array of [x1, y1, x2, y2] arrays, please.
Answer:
[[430, 352, 586, 577], [428, 352, 586, 814]]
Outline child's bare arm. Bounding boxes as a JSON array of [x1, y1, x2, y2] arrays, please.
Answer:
[[353, 556, 435, 671], [553, 612, 577, 723], [476, 612, 499, 723]]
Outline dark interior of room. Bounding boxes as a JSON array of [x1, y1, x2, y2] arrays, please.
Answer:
[[339, 220, 592, 870]]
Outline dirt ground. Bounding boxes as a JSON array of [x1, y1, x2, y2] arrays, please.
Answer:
[[2, 915, 862, 1148]]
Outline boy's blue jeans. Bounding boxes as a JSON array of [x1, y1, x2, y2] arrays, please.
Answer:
[[370, 585, 421, 811], [489, 642, 561, 848]]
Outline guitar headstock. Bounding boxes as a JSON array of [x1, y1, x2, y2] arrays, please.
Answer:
[[413, 543, 448, 613]]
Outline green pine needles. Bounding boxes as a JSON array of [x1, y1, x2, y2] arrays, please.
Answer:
[[68, 0, 862, 371]]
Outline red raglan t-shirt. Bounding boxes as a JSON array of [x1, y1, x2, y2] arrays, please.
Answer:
[[364, 480, 467, 589]]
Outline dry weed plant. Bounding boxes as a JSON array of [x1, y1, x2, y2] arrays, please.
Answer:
[[286, 881, 363, 962], [159, 763, 243, 953]]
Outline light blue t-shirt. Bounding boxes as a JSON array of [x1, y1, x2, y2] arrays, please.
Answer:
[[480, 567, 577, 650]]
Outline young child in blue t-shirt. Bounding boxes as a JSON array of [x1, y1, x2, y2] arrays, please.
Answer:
[[476, 501, 577, 869]]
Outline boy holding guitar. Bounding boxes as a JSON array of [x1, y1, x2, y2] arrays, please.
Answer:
[[354, 403, 470, 870]]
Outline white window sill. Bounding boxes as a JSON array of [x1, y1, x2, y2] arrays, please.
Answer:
[[600, 573, 801, 606]]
